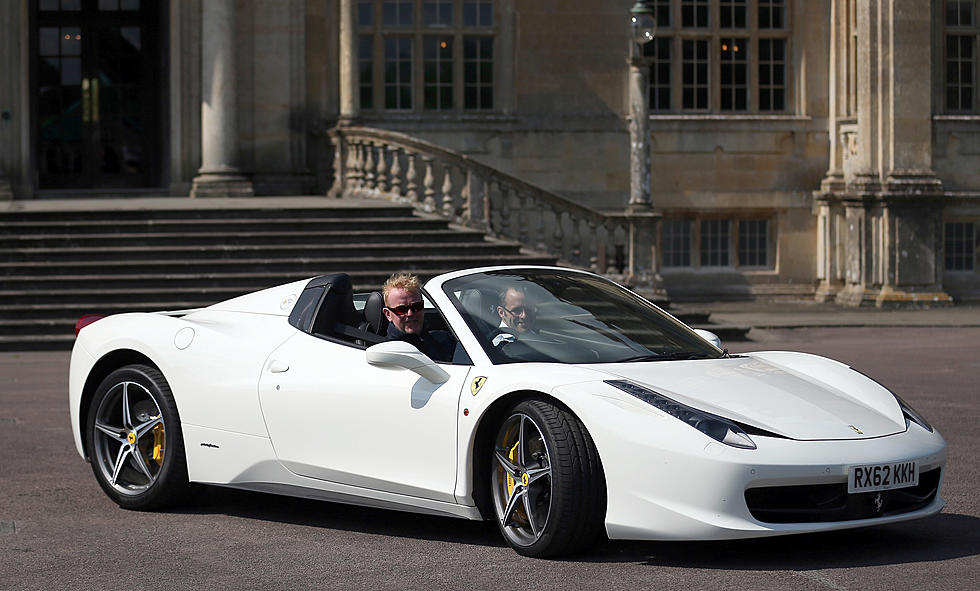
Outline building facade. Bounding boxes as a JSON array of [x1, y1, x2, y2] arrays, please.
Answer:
[[1, 0, 978, 302]]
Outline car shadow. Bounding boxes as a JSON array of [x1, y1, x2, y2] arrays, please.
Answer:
[[174, 486, 979, 566], [588, 513, 980, 568], [176, 486, 506, 548]]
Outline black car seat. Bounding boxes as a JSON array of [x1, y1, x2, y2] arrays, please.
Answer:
[[309, 273, 360, 337], [459, 288, 499, 339], [360, 291, 389, 336]]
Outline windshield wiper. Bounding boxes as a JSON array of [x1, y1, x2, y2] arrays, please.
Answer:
[[617, 351, 712, 362]]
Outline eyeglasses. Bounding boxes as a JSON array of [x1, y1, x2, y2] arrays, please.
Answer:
[[385, 300, 424, 316], [500, 305, 534, 316]]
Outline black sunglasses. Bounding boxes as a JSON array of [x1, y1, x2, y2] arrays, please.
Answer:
[[386, 300, 424, 316], [500, 305, 534, 316]]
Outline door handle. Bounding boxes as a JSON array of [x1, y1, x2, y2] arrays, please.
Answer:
[[269, 360, 290, 373]]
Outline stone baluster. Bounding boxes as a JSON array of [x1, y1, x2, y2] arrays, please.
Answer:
[[535, 201, 548, 251], [363, 142, 376, 193], [327, 133, 344, 198], [518, 192, 529, 245], [552, 206, 565, 259], [484, 181, 497, 235], [347, 141, 362, 195], [389, 147, 402, 199], [375, 142, 388, 194], [441, 164, 455, 219], [422, 156, 436, 212], [482, 179, 494, 233], [499, 186, 512, 238], [599, 218, 619, 273], [615, 221, 629, 273], [405, 151, 419, 205], [460, 168, 472, 225], [570, 215, 582, 265], [587, 218, 599, 271]]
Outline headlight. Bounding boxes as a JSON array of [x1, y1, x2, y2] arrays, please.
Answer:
[[605, 379, 756, 449], [895, 394, 934, 433], [849, 368, 934, 433]]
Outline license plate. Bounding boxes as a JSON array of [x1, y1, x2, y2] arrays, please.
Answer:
[[848, 460, 919, 494]]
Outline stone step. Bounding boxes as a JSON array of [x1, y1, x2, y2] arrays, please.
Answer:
[[0, 216, 452, 235], [0, 199, 559, 350], [0, 241, 519, 263], [0, 318, 84, 336], [0, 254, 555, 303], [0, 334, 76, 352], [0, 228, 487, 248], [0, 251, 550, 277], [0, 205, 416, 223], [2, 265, 508, 292]]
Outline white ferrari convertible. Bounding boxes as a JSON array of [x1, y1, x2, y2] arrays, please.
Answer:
[[69, 266, 947, 557]]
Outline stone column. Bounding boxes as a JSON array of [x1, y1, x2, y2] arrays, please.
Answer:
[[815, 0, 855, 301], [338, 0, 357, 124], [817, 0, 949, 306], [0, 0, 24, 200], [627, 57, 651, 208], [191, 0, 253, 197], [625, 208, 665, 302], [0, 167, 11, 201]]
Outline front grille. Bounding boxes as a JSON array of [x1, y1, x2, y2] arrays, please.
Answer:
[[745, 467, 941, 524]]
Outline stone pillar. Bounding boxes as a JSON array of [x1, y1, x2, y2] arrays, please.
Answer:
[[191, 0, 253, 197], [628, 57, 651, 208], [338, 0, 357, 124], [816, 0, 949, 306], [0, 168, 11, 201], [0, 0, 24, 200], [625, 207, 665, 302]]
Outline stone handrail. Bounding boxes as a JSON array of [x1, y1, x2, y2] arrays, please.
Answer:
[[327, 126, 661, 290]]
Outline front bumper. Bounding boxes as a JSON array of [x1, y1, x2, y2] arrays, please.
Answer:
[[559, 389, 947, 541]]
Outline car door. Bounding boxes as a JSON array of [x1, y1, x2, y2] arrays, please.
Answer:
[[257, 331, 470, 504]]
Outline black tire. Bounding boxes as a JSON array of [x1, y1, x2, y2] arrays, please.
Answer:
[[85, 364, 194, 510], [490, 399, 606, 557]]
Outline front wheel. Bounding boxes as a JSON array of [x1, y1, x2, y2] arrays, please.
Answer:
[[490, 399, 606, 557], [86, 364, 194, 510]]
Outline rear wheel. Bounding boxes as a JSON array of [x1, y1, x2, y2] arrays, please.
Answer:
[[86, 364, 193, 510], [490, 399, 605, 557]]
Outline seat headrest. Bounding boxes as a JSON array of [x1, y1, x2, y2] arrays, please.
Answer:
[[460, 288, 498, 327], [364, 291, 388, 335], [310, 274, 359, 335]]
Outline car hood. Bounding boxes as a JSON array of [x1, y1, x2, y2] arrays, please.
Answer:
[[591, 352, 906, 440]]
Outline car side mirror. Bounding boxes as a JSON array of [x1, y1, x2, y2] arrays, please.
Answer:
[[693, 329, 722, 349], [365, 340, 450, 384]]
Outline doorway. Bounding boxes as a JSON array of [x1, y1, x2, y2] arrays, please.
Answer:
[[34, 0, 164, 190]]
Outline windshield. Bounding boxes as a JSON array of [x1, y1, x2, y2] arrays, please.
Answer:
[[443, 269, 724, 364]]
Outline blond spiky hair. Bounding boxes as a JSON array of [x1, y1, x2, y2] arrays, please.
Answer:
[[382, 272, 422, 303]]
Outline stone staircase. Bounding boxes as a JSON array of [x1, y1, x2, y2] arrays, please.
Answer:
[[0, 198, 555, 351]]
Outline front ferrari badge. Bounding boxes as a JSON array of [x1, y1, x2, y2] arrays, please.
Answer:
[[470, 376, 487, 396], [849, 425, 864, 434]]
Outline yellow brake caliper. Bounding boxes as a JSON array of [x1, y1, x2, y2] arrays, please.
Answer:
[[505, 439, 520, 496], [151, 423, 165, 464]]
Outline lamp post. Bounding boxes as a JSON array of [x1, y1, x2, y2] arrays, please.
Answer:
[[624, 2, 666, 301], [628, 1, 656, 208]]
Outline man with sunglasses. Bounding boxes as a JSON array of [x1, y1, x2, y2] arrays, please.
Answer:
[[382, 272, 455, 362], [492, 285, 538, 346]]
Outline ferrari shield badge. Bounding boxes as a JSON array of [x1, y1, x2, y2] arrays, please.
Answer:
[[470, 376, 487, 396]]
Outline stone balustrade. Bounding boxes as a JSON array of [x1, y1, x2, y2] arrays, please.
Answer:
[[327, 126, 662, 294]]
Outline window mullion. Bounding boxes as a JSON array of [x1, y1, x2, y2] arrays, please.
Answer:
[[750, 34, 758, 112], [414, 32, 422, 112], [453, 31, 462, 114]]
